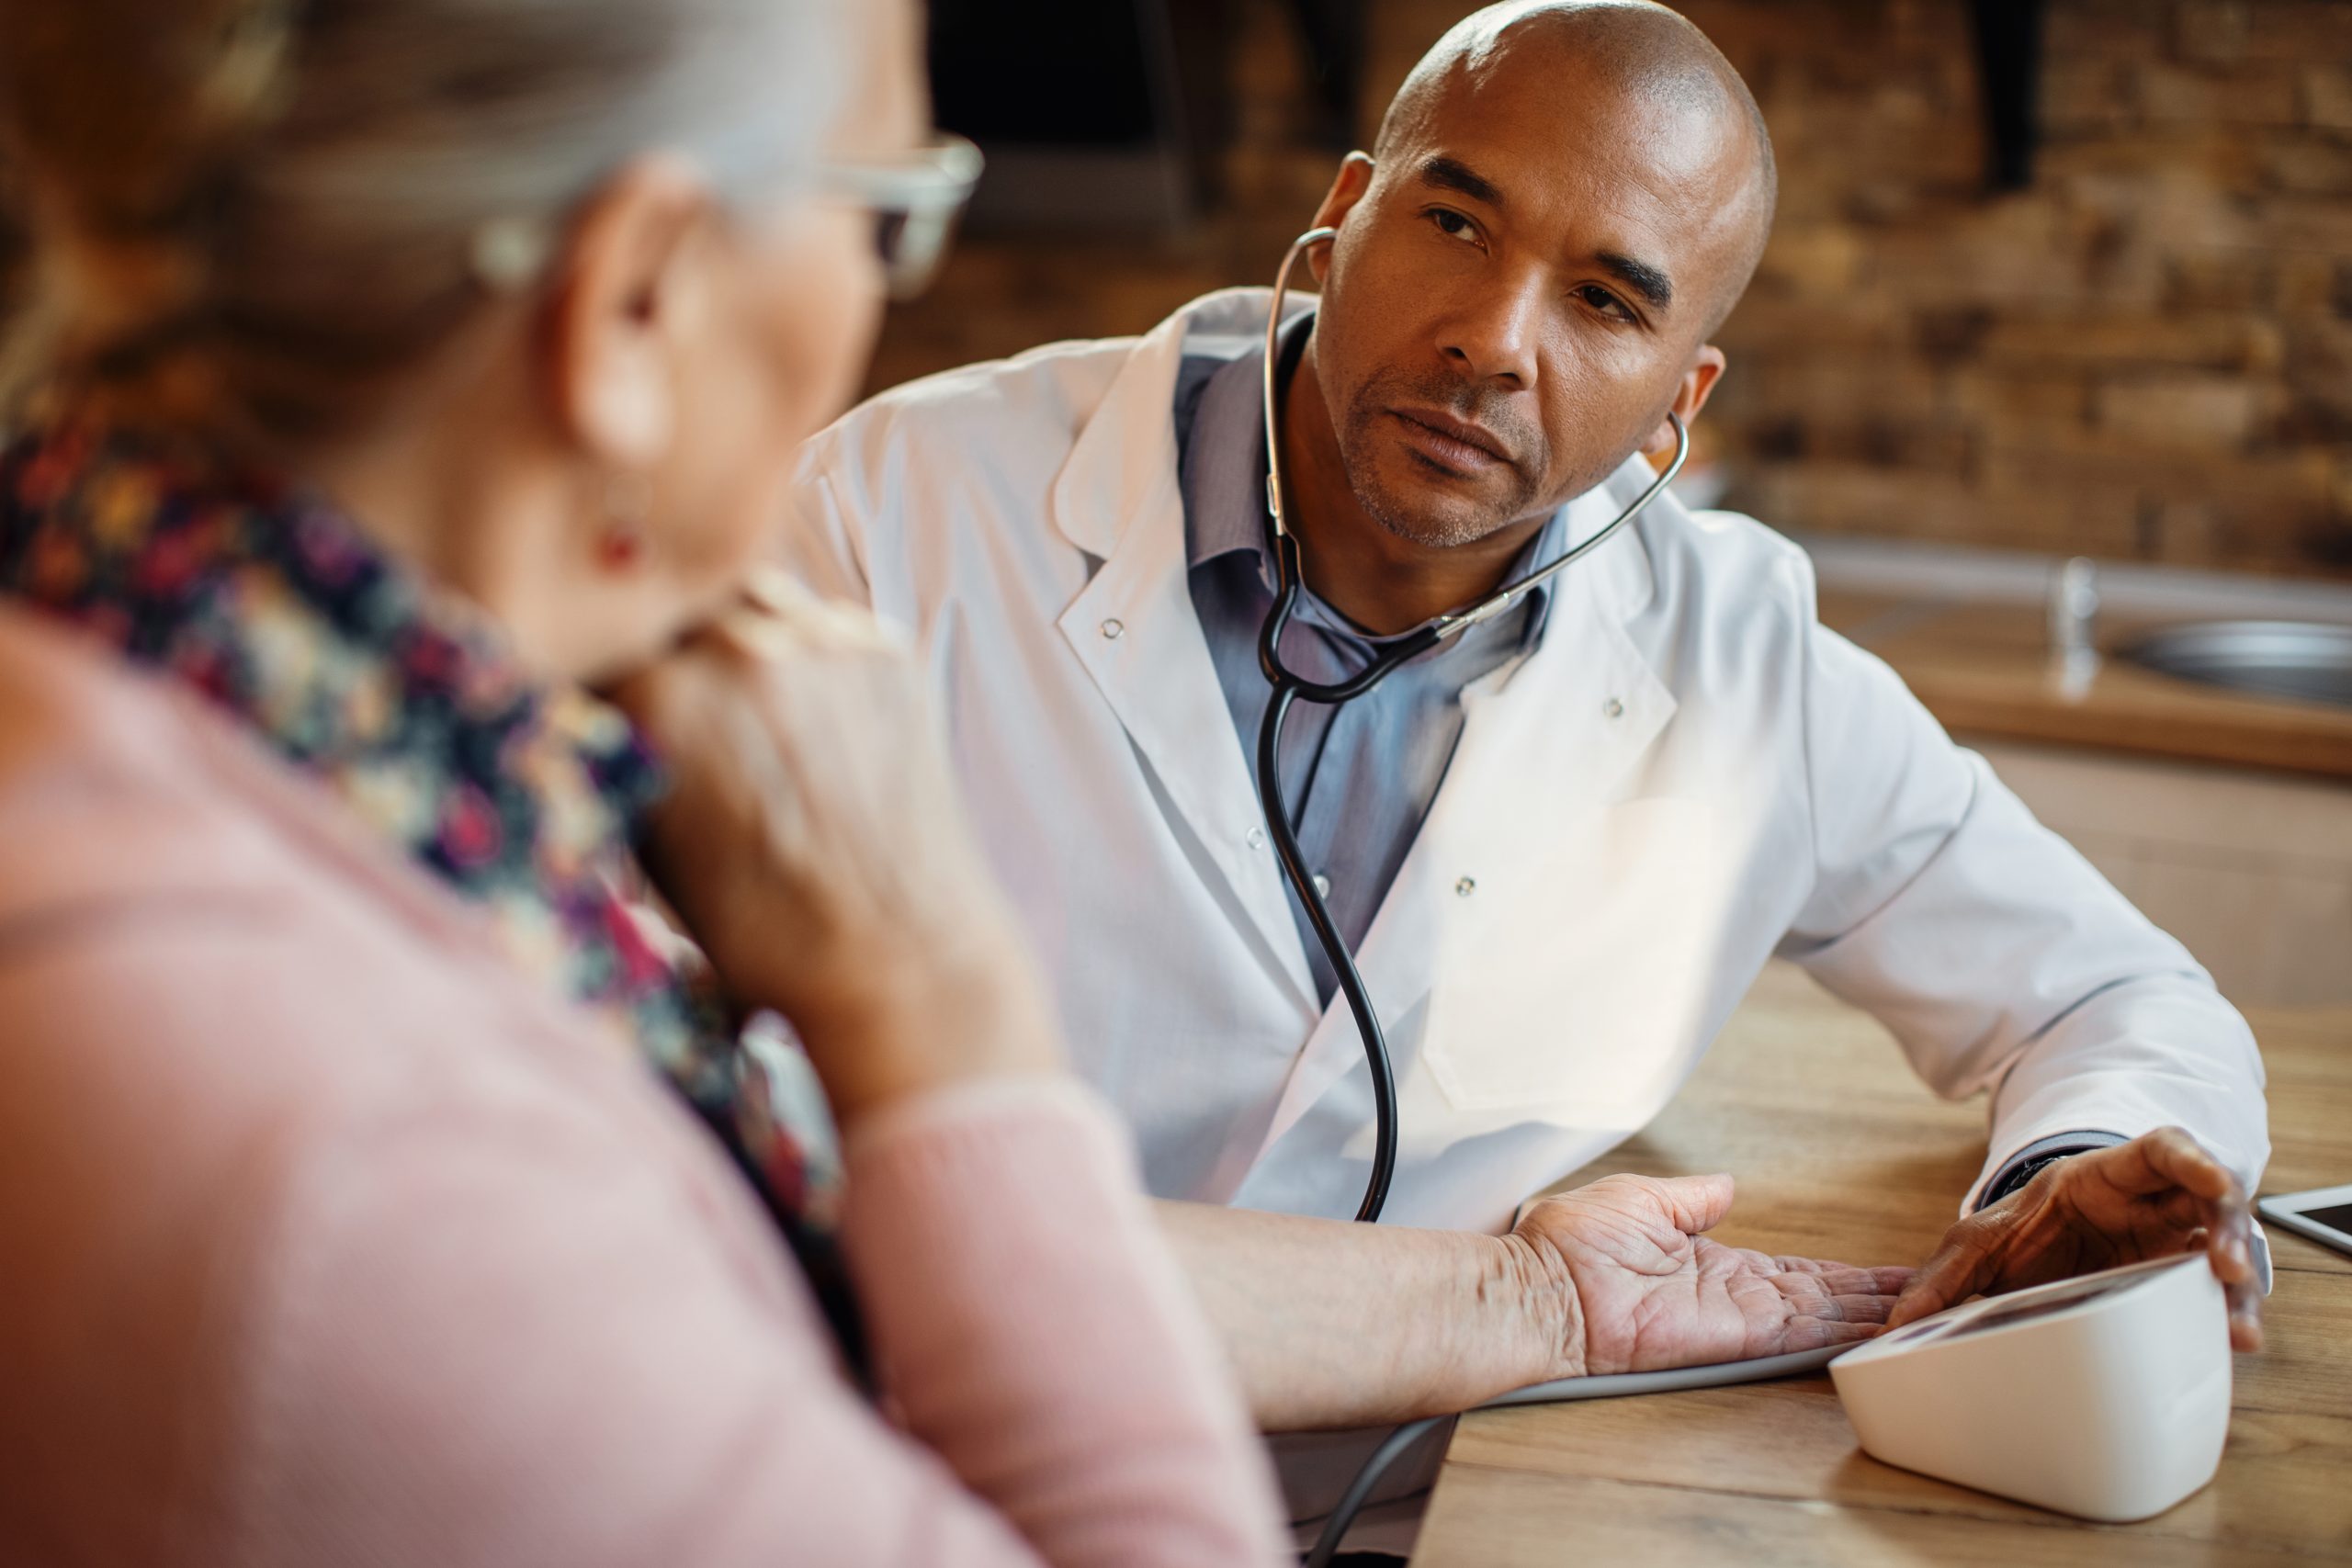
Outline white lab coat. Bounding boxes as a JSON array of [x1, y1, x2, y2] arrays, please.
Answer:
[[784, 288, 2269, 1234]]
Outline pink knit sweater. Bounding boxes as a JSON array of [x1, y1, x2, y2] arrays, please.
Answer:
[[0, 606, 1289, 1568]]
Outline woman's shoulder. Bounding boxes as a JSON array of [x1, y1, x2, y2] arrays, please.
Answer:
[[0, 605, 327, 925], [0, 606, 823, 1564], [0, 604, 501, 959], [0, 603, 637, 1113], [0, 594, 797, 1317]]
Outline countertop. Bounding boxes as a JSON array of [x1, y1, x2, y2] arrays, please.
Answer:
[[1818, 588, 2352, 780], [1414, 962, 2352, 1565]]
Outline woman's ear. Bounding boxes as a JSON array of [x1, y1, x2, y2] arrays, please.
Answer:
[[1306, 152, 1375, 287], [541, 156, 714, 471], [1645, 345, 1727, 457]]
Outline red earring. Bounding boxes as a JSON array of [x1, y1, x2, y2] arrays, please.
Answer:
[[596, 522, 646, 570], [598, 475, 651, 572]]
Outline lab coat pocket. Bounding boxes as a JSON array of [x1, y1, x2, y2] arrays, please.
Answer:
[[1422, 795, 1727, 1121]]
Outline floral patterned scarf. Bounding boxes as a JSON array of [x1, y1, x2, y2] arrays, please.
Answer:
[[0, 403, 862, 1361]]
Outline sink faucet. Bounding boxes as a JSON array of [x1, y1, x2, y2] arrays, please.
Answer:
[[2048, 557, 2100, 698]]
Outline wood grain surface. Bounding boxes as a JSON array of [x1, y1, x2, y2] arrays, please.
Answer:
[[1414, 963, 2352, 1565]]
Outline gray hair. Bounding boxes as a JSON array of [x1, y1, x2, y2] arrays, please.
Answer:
[[0, 0, 845, 443]]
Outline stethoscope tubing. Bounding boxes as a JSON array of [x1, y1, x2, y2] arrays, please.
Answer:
[[1254, 228, 1690, 1225], [1253, 625, 1407, 1223]]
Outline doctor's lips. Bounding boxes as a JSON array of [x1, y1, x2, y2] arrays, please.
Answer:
[[1387, 405, 1518, 476]]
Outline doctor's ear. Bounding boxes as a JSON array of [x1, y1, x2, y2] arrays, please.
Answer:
[[1305, 152, 1376, 285], [1644, 346, 1727, 457]]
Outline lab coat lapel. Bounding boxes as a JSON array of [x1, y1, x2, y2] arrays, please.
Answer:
[[1252, 463, 1681, 1157], [1050, 294, 1317, 1004]]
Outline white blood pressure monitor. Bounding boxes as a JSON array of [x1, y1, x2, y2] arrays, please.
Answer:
[[1829, 1253, 2232, 1521]]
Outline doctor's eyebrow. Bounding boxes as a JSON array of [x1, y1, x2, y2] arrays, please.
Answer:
[[1596, 250, 1675, 312], [1415, 154, 1507, 209], [1413, 154, 1676, 314]]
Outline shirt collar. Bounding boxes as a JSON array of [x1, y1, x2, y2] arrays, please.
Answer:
[[1175, 327, 1567, 648], [1181, 334, 1284, 573]]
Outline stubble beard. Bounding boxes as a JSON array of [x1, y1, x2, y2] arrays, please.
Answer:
[[1337, 381, 1544, 551]]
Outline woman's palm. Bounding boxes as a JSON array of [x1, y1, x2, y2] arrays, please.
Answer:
[[1514, 1173, 1913, 1377]]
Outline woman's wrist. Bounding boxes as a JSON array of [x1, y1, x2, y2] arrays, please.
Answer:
[[1488, 1228, 1588, 1391], [779, 933, 1065, 1128], [1370, 1228, 1589, 1416]]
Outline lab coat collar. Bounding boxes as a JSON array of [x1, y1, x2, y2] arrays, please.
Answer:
[[1050, 288, 1325, 1010], [1049, 288, 1294, 562]]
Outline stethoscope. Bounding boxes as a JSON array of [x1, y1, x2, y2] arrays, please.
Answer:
[[1252, 226, 1690, 1224]]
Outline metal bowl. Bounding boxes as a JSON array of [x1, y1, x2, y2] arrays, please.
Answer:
[[2123, 620, 2352, 708]]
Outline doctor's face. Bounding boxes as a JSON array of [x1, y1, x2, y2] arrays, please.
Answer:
[[1304, 44, 1759, 548]]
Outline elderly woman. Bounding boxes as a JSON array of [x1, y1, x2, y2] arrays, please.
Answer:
[[0, 0, 1288, 1563]]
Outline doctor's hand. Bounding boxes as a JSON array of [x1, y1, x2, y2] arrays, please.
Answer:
[[616, 570, 1060, 1125], [1510, 1173, 1915, 1378], [1887, 1127, 2263, 1352]]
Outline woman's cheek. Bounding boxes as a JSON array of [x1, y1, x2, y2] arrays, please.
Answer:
[[778, 209, 886, 434]]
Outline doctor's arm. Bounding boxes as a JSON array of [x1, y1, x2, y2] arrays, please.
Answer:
[[1776, 611, 2268, 1337]]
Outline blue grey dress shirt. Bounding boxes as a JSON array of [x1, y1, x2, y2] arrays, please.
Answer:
[[1172, 330, 1562, 1006]]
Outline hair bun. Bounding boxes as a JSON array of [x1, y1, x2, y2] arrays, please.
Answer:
[[0, 0, 296, 385]]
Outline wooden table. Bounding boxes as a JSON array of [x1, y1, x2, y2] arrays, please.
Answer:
[[1414, 963, 2352, 1565]]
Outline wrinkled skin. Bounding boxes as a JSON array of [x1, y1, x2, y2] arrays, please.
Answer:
[[1510, 1174, 1915, 1377]]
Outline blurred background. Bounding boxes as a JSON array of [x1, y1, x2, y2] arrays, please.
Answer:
[[888, 0, 2352, 1008], [4, 1, 2345, 993], [888, 0, 2352, 576]]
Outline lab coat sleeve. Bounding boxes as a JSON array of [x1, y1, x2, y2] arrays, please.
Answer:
[[1772, 586, 2270, 1218], [779, 449, 879, 607]]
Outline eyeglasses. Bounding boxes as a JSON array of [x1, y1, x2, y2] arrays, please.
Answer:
[[820, 135, 983, 301], [468, 135, 983, 300]]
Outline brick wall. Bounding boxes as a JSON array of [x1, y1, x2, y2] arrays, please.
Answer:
[[11, 2, 2331, 579], [890, 0, 2352, 578], [1370, 0, 2352, 573]]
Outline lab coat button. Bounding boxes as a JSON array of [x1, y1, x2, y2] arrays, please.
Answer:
[[1455, 876, 1476, 897], [1100, 618, 1125, 640], [1602, 696, 1625, 718], [1246, 828, 1266, 851], [1312, 872, 1332, 898]]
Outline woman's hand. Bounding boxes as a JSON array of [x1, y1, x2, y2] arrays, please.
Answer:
[[1508, 1173, 1915, 1380], [1886, 1128, 2263, 1351], [613, 570, 1058, 1124]]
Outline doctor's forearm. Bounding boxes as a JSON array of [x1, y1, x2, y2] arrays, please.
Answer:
[[1151, 1200, 1572, 1431]]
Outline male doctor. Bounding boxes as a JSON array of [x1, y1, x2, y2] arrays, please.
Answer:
[[783, 0, 2267, 1440]]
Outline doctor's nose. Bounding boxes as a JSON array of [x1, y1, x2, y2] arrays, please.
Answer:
[[1438, 272, 1544, 390]]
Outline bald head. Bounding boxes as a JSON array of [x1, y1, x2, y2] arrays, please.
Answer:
[[1375, 1, 1775, 329]]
